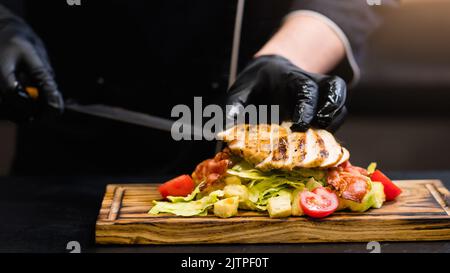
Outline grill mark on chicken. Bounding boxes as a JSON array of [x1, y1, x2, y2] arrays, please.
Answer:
[[257, 124, 272, 155], [272, 136, 288, 161], [242, 125, 257, 163], [244, 125, 253, 149], [284, 132, 305, 170], [315, 129, 343, 167], [316, 131, 329, 159], [300, 130, 327, 168], [256, 124, 273, 164], [256, 125, 289, 170], [297, 136, 306, 161]]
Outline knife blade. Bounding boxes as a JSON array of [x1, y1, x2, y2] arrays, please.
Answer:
[[65, 101, 213, 140]]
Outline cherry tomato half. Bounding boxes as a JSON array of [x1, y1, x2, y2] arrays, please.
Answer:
[[300, 187, 339, 218], [158, 175, 195, 198]]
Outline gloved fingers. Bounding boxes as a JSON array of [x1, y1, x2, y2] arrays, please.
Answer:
[[0, 47, 37, 122], [315, 76, 347, 129], [324, 106, 347, 133], [287, 71, 320, 132], [20, 46, 64, 113]]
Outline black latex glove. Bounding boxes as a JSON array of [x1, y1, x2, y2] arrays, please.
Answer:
[[225, 55, 347, 132], [0, 6, 64, 122]]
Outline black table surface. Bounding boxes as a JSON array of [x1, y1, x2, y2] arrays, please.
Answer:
[[1, 171, 449, 253]]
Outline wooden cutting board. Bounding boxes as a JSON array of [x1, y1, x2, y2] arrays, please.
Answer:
[[96, 180, 450, 244]]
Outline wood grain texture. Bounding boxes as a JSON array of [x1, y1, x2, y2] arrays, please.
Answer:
[[96, 180, 450, 244]]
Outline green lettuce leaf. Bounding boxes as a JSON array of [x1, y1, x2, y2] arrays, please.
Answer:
[[149, 190, 223, 216], [305, 177, 323, 191]]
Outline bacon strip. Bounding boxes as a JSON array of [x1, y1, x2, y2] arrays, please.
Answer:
[[327, 168, 371, 203], [192, 149, 234, 193]]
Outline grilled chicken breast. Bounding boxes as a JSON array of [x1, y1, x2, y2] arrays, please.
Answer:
[[217, 124, 348, 170]]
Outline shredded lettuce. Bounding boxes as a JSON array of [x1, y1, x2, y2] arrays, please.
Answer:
[[149, 190, 223, 216], [247, 178, 306, 210], [227, 161, 326, 183], [226, 161, 323, 210]]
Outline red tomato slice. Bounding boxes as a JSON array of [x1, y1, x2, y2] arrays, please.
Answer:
[[300, 187, 339, 218], [158, 175, 195, 198], [370, 170, 402, 201]]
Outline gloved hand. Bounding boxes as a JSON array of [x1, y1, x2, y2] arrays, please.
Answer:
[[0, 7, 64, 122], [225, 55, 347, 132]]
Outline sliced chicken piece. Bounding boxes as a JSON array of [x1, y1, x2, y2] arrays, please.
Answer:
[[255, 124, 273, 159], [240, 125, 259, 164], [256, 125, 290, 170], [217, 124, 272, 165], [243, 124, 272, 165], [334, 148, 350, 167], [316, 129, 343, 168], [217, 124, 247, 157], [278, 122, 298, 170], [281, 122, 330, 169], [284, 131, 307, 170], [295, 129, 327, 168]]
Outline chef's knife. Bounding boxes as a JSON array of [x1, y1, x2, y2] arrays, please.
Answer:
[[23, 86, 215, 140]]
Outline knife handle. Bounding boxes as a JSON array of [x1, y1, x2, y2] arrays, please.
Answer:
[[24, 86, 39, 100]]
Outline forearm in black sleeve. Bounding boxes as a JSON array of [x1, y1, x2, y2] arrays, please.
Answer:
[[290, 0, 399, 58], [289, 0, 399, 85]]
